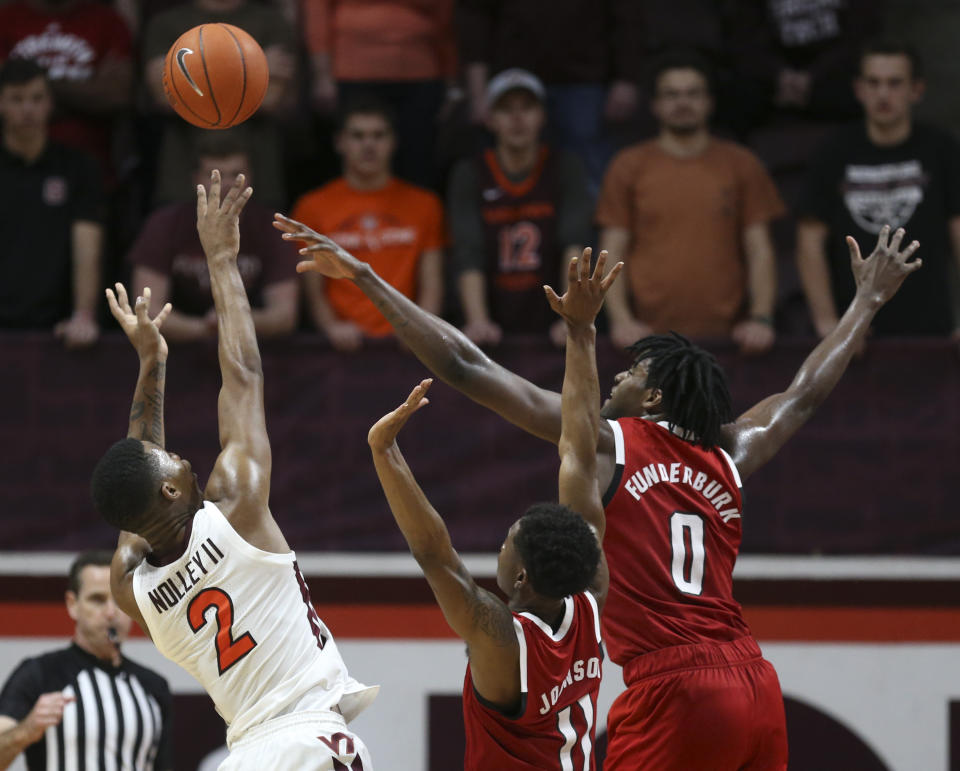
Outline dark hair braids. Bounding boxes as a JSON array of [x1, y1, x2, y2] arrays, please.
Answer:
[[514, 503, 600, 599], [628, 332, 732, 449], [90, 438, 158, 530]]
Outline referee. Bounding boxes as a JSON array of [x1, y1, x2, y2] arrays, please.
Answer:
[[0, 551, 172, 770]]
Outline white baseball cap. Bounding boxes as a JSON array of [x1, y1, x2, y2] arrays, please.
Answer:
[[486, 68, 546, 109]]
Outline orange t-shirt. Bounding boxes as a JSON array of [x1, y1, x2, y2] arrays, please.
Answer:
[[292, 177, 445, 337], [595, 138, 785, 337]]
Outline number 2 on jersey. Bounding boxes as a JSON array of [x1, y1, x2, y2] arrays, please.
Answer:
[[187, 587, 257, 675], [670, 512, 705, 595]]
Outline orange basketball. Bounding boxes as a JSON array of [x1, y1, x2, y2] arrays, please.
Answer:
[[163, 23, 269, 129]]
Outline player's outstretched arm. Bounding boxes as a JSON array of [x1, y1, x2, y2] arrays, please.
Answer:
[[198, 172, 282, 548], [106, 284, 171, 445], [105, 282, 173, 620], [274, 213, 566, 445], [728, 225, 922, 479], [545, 249, 621, 610], [368, 381, 523, 709]]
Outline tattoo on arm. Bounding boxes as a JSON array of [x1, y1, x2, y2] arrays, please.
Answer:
[[128, 360, 166, 444], [466, 587, 515, 646], [146, 361, 165, 443]]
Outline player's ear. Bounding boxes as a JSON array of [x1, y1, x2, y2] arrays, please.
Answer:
[[514, 567, 528, 590], [160, 482, 181, 501], [643, 388, 663, 411]]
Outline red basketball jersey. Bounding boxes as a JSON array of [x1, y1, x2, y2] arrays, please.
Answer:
[[602, 418, 751, 666], [462, 592, 603, 770]]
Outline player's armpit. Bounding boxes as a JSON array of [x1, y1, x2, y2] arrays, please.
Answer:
[[421, 560, 521, 709], [110, 536, 150, 633]]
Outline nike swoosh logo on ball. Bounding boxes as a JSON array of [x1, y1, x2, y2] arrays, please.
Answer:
[[176, 48, 204, 97]]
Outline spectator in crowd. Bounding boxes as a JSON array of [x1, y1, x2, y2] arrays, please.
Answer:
[[726, 0, 883, 131], [597, 51, 784, 355], [884, 0, 960, 137], [0, 550, 172, 771], [458, 0, 644, 198], [0, 0, 134, 185], [141, 0, 297, 208], [448, 69, 592, 347], [796, 39, 960, 345], [129, 133, 300, 343], [303, 0, 456, 190], [0, 59, 103, 347], [292, 96, 444, 351]]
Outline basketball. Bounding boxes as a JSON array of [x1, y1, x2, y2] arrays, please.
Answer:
[[162, 23, 269, 130]]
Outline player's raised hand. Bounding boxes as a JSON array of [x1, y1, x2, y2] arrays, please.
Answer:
[[848, 224, 921, 306], [273, 213, 363, 280], [197, 169, 252, 263], [20, 691, 75, 743], [106, 284, 171, 359], [368, 379, 433, 452], [544, 248, 624, 329]]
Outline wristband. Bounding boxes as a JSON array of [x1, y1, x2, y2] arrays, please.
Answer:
[[751, 315, 774, 326]]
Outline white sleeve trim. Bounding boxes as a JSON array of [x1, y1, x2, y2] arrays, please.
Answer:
[[607, 419, 625, 464], [583, 591, 602, 644], [718, 448, 743, 490], [512, 617, 528, 695]]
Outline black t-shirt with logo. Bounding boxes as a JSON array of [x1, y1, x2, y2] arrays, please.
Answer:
[[799, 122, 960, 335], [0, 141, 103, 328]]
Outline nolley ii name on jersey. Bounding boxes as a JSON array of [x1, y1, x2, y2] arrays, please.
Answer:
[[146, 537, 225, 613]]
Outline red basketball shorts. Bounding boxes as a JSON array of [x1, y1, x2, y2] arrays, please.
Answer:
[[604, 636, 787, 771]]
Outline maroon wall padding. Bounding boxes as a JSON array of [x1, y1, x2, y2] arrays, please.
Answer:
[[1, 333, 956, 554]]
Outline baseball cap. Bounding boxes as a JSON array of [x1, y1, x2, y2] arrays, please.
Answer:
[[486, 68, 546, 109]]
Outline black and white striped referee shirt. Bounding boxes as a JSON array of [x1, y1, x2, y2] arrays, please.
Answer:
[[0, 643, 172, 771]]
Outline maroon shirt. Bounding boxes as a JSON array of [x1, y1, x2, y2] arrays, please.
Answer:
[[128, 201, 299, 315]]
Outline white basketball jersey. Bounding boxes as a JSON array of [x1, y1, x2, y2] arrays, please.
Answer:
[[132, 501, 377, 746]]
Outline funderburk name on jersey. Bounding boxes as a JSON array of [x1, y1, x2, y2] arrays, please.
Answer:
[[623, 461, 741, 523]]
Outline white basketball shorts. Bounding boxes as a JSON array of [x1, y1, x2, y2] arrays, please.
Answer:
[[218, 709, 372, 770]]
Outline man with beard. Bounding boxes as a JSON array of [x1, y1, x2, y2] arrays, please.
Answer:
[[597, 51, 785, 355]]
